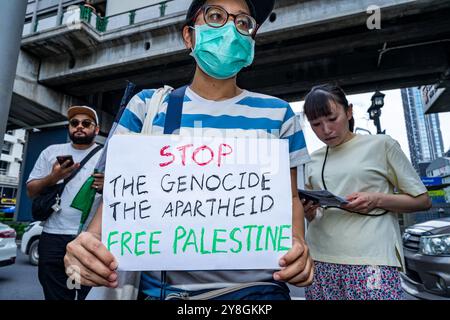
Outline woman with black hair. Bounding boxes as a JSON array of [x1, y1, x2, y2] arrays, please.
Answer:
[[302, 84, 431, 300]]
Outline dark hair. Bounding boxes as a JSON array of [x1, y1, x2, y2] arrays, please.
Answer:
[[303, 84, 354, 132]]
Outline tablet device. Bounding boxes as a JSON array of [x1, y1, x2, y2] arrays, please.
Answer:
[[298, 189, 349, 207]]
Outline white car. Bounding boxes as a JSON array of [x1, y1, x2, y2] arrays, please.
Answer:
[[0, 222, 17, 267], [21, 221, 43, 266]]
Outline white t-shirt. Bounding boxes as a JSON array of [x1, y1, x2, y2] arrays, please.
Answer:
[[304, 134, 427, 268], [27, 143, 102, 235]]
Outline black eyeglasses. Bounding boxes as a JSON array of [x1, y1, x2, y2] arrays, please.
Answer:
[[69, 119, 96, 128], [193, 5, 258, 37]]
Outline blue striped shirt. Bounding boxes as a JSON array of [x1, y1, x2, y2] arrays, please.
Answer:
[[117, 87, 310, 168], [115, 86, 310, 292]]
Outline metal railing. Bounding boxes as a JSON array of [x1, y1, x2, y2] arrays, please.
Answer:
[[23, 0, 184, 36]]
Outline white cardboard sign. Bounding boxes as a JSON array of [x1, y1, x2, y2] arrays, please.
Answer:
[[102, 135, 292, 271]]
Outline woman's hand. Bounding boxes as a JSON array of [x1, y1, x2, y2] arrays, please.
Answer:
[[342, 192, 380, 214], [301, 199, 321, 222], [64, 232, 118, 288], [273, 237, 314, 287]]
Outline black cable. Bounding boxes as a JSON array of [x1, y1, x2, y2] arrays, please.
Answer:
[[321, 146, 388, 217]]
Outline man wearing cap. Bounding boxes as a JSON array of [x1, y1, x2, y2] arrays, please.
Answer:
[[64, 0, 314, 300], [27, 106, 104, 300]]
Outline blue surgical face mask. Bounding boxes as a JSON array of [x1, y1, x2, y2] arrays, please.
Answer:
[[190, 22, 255, 80]]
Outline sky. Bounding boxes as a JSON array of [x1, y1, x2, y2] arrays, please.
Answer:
[[291, 89, 450, 159]]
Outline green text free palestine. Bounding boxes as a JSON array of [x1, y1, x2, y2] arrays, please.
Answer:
[[106, 224, 292, 256]]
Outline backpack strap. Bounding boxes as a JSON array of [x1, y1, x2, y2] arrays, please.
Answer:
[[163, 85, 188, 135]]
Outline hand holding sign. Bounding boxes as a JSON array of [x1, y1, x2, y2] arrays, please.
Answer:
[[102, 135, 293, 271], [65, 230, 119, 288], [274, 237, 314, 286]]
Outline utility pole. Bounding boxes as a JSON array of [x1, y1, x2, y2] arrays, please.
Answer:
[[0, 0, 27, 151]]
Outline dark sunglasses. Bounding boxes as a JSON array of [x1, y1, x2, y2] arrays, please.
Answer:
[[69, 119, 96, 128]]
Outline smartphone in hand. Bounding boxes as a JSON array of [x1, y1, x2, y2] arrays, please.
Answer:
[[56, 155, 74, 168]]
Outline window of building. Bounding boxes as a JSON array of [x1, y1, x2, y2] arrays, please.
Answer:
[[0, 161, 8, 175], [0, 187, 15, 199], [1, 142, 12, 155]]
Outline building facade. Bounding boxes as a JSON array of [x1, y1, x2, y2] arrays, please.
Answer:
[[401, 87, 445, 173], [0, 130, 26, 202]]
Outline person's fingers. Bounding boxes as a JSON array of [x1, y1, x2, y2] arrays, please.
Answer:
[[304, 202, 320, 221], [278, 240, 306, 268], [343, 200, 371, 213], [274, 244, 309, 282], [305, 209, 316, 222], [65, 255, 100, 287], [274, 240, 308, 281], [344, 197, 364, 209], [306, 200, 316, 207], [61, 159, 72, 168], [66, 241, 116, 280], [93, 173, 104, 186], [351, 199, 366, 209], [345, 193, 360, 202], [291, 258, 315, 287], [284, 255, 313, 285], [93, 179, 104, 186], [62, 163, 79, 174], [356, 205, 370, 213], [64, 253, 117, 287], [77, 232, 118, 271], [91, 183, 103, 192], [300, 199, 306, 208], [70, 162, 80, 170], [303, 200, 315, 212]]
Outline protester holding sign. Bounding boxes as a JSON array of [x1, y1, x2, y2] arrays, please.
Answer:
[[102, 135, 294, 273], [301, 84, 432, 300], [64, 0, 313, 300], [27, 106, 103, 300]]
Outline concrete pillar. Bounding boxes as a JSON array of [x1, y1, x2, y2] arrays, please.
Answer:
[[0, 0, 27, 152]]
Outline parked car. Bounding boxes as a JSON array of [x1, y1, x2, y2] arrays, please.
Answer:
[[2, 206, 15, 219], [0, 222, 17, 267], [401, 217, 450, 300], [21, 221, 43, 266]]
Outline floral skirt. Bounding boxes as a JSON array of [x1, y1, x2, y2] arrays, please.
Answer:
[[305, 261, 404, 300]]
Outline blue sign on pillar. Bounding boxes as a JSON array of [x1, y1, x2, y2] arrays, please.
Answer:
[[421, 177, 443, 187], [15, 127, 68, 222]]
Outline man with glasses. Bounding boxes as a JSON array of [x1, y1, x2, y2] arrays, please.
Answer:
[[27, 106, 103, 300]]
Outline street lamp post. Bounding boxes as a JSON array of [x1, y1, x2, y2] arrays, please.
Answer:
[[367, 90, 386, 134]]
